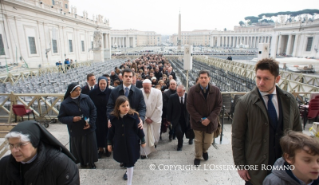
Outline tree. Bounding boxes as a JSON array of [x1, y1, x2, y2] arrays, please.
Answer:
[[244, 16, 259, 24], [239, 21, 245, 26]]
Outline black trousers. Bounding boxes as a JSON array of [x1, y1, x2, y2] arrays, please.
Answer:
[[175, 120, 187, 147]]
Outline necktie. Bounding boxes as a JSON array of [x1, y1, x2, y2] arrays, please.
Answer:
[[267, 94, 277, 128], [203, 88, 206, 94], [180, 97, 183, 104], [125, 87, 129, 97]]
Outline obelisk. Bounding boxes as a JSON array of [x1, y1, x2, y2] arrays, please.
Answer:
[[178, 11, 181, 51]]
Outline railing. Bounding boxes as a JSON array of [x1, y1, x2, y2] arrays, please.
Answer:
[[0, 93, 64, 123], [193, 56, 319, 93], [0, 91, 311, 125]]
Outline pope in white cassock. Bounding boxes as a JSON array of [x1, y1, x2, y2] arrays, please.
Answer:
[[140, 79, 163, 158]]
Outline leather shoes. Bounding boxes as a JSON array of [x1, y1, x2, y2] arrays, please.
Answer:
[[169, 135, 172, 142], [123, 171, 127, 180], [177, 146, 182, 151], [105, 151, 111, 157], [89, 163, 96, 169], [188, 139, 193, 145], [80, 164, 87, 168], [194, 159, 200, 166], [98, 151, 104, 159], [120, 163, 126, 168], [203, 152, 208, 161], [141, 155, 147, 159]]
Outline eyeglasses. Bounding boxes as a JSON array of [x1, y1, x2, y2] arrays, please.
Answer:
[[8, 142, 30, 150]]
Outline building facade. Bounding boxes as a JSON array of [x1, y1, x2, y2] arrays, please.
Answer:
[[110, 29, 161, 48], [0, 0, 111, 68], [170, 20, 319, 58]]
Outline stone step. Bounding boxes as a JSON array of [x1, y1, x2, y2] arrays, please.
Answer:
[[79, 168, 243, 185]]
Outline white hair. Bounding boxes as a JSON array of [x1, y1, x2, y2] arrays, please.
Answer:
[[5, 131, 30, 142], [177, 84, 185, 90]]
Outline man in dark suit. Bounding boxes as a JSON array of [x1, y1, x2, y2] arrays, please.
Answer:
[[167, 85, 193, 151], [162, 79, 177, 141], [81, 73, 97, 95], [132, 74, 143, 89], [154, 67, 162, 80]]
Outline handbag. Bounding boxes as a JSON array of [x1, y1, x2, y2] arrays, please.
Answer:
[[213, 118, 222, 138]]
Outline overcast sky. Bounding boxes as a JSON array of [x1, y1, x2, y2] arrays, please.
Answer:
[[73, 0, 318, 35]]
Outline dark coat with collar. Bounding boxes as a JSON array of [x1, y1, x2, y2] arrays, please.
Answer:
[[89, 87, 112, 147], [162, 89, 176, 118], [81, 84, 98, 95], [166, 93, 190, 128], [107, 85, 146, 121], [58, 94, 97, 137], [232, 86, 302, 185], [135, 81, 143, 89], [186, 83, 222, 134], [0, 142, 79, 185], [107, 113, 145, 166]]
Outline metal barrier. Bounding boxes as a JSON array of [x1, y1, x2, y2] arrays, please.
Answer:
[[192, 56, 319, 95]]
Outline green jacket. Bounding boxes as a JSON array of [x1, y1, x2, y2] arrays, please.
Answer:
[[232, 86, 302, 185]]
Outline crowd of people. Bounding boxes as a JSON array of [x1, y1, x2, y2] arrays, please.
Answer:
[[0, 54, 318, 185]]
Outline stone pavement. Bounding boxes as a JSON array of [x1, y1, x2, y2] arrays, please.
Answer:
[[45, 122, 244, 185], [0, 121, 314, 185]]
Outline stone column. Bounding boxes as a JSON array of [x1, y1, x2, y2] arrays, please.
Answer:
[[292, 34, 300, 57], [270, 34, 279, 58], [286, 34, 293, 55], [277, 35, 282, 54]]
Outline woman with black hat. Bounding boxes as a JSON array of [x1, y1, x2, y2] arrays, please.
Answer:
[[89, 76, 112, 158], [0, 120, 79, 184], [58, 82, 98, 169]]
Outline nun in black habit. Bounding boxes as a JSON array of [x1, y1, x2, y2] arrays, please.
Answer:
[[58, 83, 98, 169], [89, 76, 112, 158], [0, 121, 80, 185]]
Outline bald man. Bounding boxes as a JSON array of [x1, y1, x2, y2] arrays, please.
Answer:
[[140, 79, 163, 159]]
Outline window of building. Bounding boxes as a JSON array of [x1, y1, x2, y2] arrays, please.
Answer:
[[52, 39, 58, 53], [306, 37, 313, 51], [28, 37, 37, 54], [81, 41, 85, 52], [0, 34, 5, 55], [91, 41, 93, 49], [52, 0, 55, 5], [69, 40, 73, 52], [65, 4, 68, 8]]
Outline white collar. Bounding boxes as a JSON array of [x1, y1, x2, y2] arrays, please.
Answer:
[[123, 84, 131, 90], [259, 87, 277, 97], [21, 153, 38, 164]]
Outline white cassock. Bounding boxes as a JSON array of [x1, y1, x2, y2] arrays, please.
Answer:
[[140, 88, 163, 156]]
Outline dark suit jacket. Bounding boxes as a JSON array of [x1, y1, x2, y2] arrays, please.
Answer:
[[135, 81, 143, 89], [81, 84, 98, 95], [107, 85, 146, 121], [166, 93, 190, 128]]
